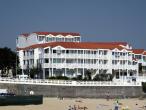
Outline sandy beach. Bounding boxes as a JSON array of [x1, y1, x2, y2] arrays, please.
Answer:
[[0, 97, 146, 110]]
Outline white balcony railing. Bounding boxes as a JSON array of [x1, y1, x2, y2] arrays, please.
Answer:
[[0, 78, 142, 86]]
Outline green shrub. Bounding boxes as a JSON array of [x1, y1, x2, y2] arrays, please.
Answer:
[[71, 77, 77, 80], [48, 76, 69, 80], [93, 74, 114, 81], [142, 82, 146, 93]]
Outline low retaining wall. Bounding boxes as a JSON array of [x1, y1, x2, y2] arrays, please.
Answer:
[[0, 83, 143, 98]]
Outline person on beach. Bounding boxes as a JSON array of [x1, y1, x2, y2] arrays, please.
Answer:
[[68, 105, 72, 110], [114, 101, 119, 110]]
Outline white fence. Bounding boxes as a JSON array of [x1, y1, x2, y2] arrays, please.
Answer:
[[0, 78, 142, 86]]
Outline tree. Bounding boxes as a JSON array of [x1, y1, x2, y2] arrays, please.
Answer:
[[93, 73, 114, 81], [37, 63, 43, 79], [142, 82, 146, 93], [0, 47, 19, 77], [29, 67, 38, 79], [12, 65, 22, 77], [84, 70, 92, 80]]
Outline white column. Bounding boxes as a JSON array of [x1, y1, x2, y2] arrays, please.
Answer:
[[49, 68, 51, 77], [65, 49, 66, 76], [43, 68, 45, 79], [52, 48, 54, 76], [42, 49, 45, 79], [83, 68, 85, 79], [65, 68, 66, 76], [77, 68, 78, 75], [76, 49, 79, 77], [127, 69, 128, 77], [119, 69, 120, 79], [83, 50, 85, 79], [52, 68, 54, 76]]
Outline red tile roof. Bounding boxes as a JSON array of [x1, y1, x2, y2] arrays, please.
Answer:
[[132, 58, 138, 61], [20, 33, 29, 37], [19, 32, 80, 37], [33, 32, 80, 36], [17, 42, 125, 51], [87, 42, 128, 46], [143, 51, 146, 55], [132, 49, 144, 54]]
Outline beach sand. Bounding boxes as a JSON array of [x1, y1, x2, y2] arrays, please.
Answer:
[[0, 97, 146, 110]]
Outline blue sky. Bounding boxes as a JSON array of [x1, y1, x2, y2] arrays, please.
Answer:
[[0, 0, 146, 50]]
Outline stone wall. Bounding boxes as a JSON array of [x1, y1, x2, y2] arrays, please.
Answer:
[[0, 83, 143, 98]]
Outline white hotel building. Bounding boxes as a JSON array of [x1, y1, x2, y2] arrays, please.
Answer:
[[16, 32, 146, 80]]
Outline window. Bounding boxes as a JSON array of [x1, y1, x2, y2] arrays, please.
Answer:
[[87, 50, 90, 54], [128, 52, 131, 56], [56, 50, 61, 55], [27, 51, 29, 56], [103, 50, 107, 55], [56, 37, 62, 42], [45, 48, 49, 53], [30, 59, 34, 64], [123, 53, 126, 56], [112, 60, 114, 64], [27, 60, 29, 65], [123, 60, 126, 65], [66, 59, 74, 63], [112, 60, 117, 65], [143, 56, 146, 61], [53, 58, 62, 63], [66, 50, 69, 54], [23, 60, 25, 65], [99, 50, 102, 55], [94, 59, 96, 64], [52, 37, 56, 41], [80, 50, 83, 54], [120, 60, 123, 65], [99, 60, 102, 64], [75, 37, 80, 42], [78, 59, 83, 64], [78, 50, 83, 54], [23, 51, 26, 56], [30, 50, 34, 55], [53, 59, 56, 63], [133, 61, 137, 65], [38, 36, 44, 41], [53, 50, 56, 53], [57, 59, 62, 63], [128, 61, 131, 65], [135, 55, 142, 59], [103, 60, 107, 64], [65, 38, 68, 42], [61, 38, 64, 41], [62, 50, 65, 53], [46, 37, 52, 42], [45, 59, 49, 63], [94, 51, 96, 54], [39, 59, 43, 64]]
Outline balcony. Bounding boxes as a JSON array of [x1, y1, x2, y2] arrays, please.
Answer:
[[44, 54, 51, 58], [43, 63, 51, 68]]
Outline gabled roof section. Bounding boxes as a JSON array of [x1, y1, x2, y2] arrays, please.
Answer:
[[20, 33, 29, 37], [132, 58, 138, 61], [91, 42, 128, 46], [33, 32, 80, 36], [132, 49, 144, 54], [17, 42, 125, 51], [143, 51, 146, 55]]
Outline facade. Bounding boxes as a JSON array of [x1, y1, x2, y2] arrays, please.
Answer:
[[16, 32, 146, 80]]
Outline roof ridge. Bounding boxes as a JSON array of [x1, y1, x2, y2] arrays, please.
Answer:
[[17, 42, 126, 51]]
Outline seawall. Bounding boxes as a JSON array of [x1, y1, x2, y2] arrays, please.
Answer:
[[0, 83, 143, 98]]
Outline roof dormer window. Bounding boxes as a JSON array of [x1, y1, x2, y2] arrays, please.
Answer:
[[38, 36, 44, 41]]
